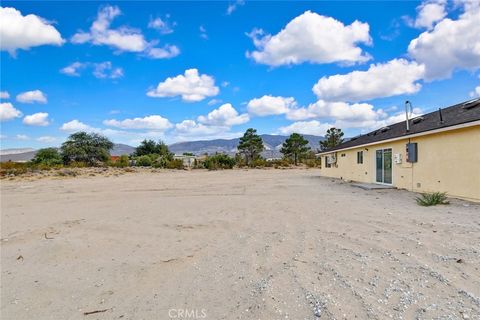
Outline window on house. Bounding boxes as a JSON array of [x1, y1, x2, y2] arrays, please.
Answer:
[[325, 156, 331, 168], [357, 151, 363, 164]]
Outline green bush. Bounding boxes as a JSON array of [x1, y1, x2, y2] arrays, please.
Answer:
[[136, 155, 153, 167], [416, 192, 449, 206], [204, 154, 236, 170], [32, 148, 63, 166], [250, 158, 267, 168], [166, 159, 184, 169], [113, 155, 130, 167]]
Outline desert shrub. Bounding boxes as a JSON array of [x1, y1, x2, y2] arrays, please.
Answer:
[[69, 161, 88, 168], [203, 154, 236, 170], [304, 158, 321, 168], [271, 159, 291, 168], [416, 192, 449, 206], [136, 155, 153, 167], [32, 148, 63, 166], [251, 158, 267, 168], [110, 154, 130, 168], [166, 159, 184, 169]]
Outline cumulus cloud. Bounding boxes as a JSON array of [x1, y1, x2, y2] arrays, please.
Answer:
[[197, 103, 249, 126], [103, 115, 173, 130], [23, 112, 50, 126], [278, 120, 333, 136], [0, 102, 22, 121], [16, 90, 48, 104], [0, 91, 10, 99], [247, 95, 297, 116], [247, 11, 372, 66], [287, 100, 384, 125], [408, 2, 480, 80], [312, 59, 425, 102], [148, 15, 176, 34], [413, 0, 447, 29], [71, 5, 179, 59], [147, 69, 219, 102], [0, 7, 64, 55], [173, 119, 240, 141], [60, 119, 92, 132]]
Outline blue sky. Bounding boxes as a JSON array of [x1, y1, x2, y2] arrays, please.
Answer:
[[1, 0, 479, 148]]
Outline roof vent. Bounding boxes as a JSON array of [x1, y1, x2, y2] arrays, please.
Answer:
[[412, 116, 424, 124], [380, 126, 390, 132], [463, 98, 480, 109]]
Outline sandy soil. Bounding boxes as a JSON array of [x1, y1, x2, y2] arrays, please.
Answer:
[[1, 169, 479, 320]]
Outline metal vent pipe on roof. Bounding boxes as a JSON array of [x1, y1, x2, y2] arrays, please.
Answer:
[[405, 101, 413, 132]]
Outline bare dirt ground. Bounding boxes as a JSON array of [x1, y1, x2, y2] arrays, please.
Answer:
[[1, 169, 479, 320]]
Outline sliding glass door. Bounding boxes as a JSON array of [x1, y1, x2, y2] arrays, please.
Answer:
[[376, 148, 392, 184]]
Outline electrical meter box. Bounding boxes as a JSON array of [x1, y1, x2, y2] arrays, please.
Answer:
[[406, 143, 418, 163]]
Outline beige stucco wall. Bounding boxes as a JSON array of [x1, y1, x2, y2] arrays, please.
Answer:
[[319, 125, 480, 201]]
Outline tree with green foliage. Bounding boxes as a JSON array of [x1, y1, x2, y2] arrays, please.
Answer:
[[237, 128, 264, 166], [319, 127, 344, 151], [136, 155, 153, 167], [204, 153, 236, 170], [280, 133, 311, 165], [32, 148, 63, 166], [134, 139, 172, 159], [60, 132, 114, 165]]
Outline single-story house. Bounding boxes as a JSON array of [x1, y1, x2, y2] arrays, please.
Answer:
[[317, 99, 480, 202]]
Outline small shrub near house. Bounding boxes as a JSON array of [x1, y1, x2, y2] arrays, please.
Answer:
[[416, 192, 449, 206], [203, 154, 236, 170], [136, 155, 153, 167], [32, 148, 63, 166]]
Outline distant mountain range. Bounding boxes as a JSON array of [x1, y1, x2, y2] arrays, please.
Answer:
[[0, 135, 324, 162], [0, 144, 136, 162], [169, 134, 324, 158]]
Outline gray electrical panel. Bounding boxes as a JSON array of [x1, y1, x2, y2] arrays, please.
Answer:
[[406, 143, 418, 163]]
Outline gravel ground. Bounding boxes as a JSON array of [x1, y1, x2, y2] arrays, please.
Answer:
[[1, 169, 479, 319]]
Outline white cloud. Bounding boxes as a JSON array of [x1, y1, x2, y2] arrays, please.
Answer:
[[103, 115, 173, 130], [23, 112, 50, 126], [60, 62, 87, 76], [60, 119, 92, 132], [227, 0, 245, 15], [0, 102, 22, 121], [173, 119, 240, 141], [408, 2, 480, 80], [247, 11, 372, 66], [0, 7, 64, 55], [208, 99, 223, 106], [148, 15, 175, 34], [197, 103, 249, 126], [414, 0, 447, 29], [36, 136, 57, 143], [470, 85, 480, 97], [0, 91, 10, 99], [146, 44, 180, 59], [199, 25, 208, 40], [278, 120, 332, 136], [71, 5, 179, 59], [93, 61, 124, 79], [312, 59, 425, 102], [147, 69, 219, 102], [15, 134, 29, 141], [287, 100, 383, 124], [16, 90, 48, 104], [247, 95, 297, 116], [60, 61, 124, 79]]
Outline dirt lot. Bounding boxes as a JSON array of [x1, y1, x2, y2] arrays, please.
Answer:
[[1, 169, 479, 319]]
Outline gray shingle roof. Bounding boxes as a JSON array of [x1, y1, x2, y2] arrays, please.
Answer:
[[322, 98, 480, 153]]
